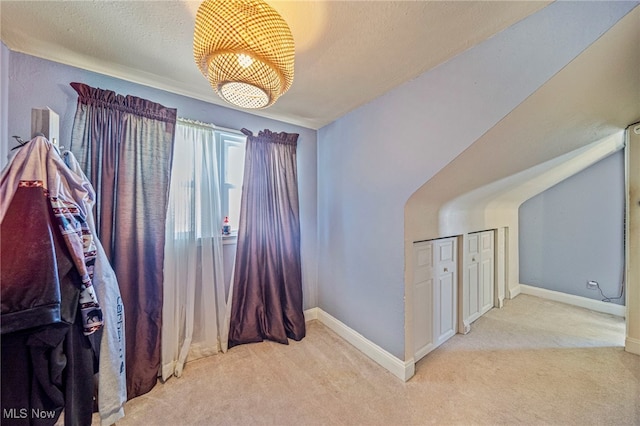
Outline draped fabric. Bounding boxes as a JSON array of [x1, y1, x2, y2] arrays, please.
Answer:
[[64, 151, 127, 425], [161, 120, 228, 381], [228, 128, 305, 347], [69, 82, 176, 399]]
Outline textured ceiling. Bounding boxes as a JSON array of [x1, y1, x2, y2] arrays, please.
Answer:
[[0, 1, 550, 129]]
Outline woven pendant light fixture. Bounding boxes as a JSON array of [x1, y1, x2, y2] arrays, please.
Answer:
[[193, 0, 294, 109]]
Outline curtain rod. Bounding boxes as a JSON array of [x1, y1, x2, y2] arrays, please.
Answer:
[[177, 117, 244, 136]]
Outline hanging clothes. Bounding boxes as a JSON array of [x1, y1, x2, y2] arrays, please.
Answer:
[[63, 150, 127, 426], [0, 136, 103, 335], [0, 136, 104, 426]]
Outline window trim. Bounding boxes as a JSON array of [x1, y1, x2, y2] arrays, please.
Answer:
[[217, 131, 246, 233]]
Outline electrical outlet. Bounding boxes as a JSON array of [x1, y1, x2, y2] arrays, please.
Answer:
[[587, 280, 598, 290]]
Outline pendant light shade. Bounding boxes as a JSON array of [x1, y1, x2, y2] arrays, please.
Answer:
[[193, 0, 295, 109]]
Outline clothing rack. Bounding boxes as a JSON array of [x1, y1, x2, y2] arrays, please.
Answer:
[[11, 133, 65, 151], [11, 107, 62, 151]]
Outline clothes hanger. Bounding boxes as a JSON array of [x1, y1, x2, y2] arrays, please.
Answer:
[[10, 135, 28, 151], [10, 134, 65, 151]]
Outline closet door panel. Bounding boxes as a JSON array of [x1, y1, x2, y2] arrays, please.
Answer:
[[434, 238, 457, 347], [413, 237, 458, 361], [413, 242, 433, 359], [435, 265, 455, 345], [480, 231, 495, 316], [466, 233, 481, 323]]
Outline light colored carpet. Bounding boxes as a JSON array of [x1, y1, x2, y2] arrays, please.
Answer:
[[107, 294, 640, 425]]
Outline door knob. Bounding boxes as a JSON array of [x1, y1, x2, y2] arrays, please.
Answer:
[[444, 267, 448, 272]]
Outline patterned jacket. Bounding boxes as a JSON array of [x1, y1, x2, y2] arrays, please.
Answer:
[[0, 136, 103, 335]]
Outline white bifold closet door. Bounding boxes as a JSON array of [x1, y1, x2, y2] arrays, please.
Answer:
[[413, 237, 457, 361], [466, 230, 495, 324]]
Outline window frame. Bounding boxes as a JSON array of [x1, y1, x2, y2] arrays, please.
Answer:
[[216, 130, 246, 235]]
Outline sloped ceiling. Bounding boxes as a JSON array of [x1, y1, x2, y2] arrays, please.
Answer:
[[406, 5, 640, 241], [0, 1, 550, 129]]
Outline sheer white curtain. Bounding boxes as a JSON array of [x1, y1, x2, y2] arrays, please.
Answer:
[[161, 120, 228, 380]]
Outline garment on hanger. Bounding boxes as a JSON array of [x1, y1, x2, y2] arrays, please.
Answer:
[[64, 150, 127, 426], [0, 136, 104, 426], [0, 136, 103, 335]]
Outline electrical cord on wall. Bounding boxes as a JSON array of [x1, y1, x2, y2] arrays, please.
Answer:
[[597, 282, 624, 302], [596, 264, 625, 303], [598, 202, 628, 304]]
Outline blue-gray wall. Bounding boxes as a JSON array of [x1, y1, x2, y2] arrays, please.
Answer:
[[519, 150, 625, 305], [316, 2, 635, 359], [3, 49, 318, 309]]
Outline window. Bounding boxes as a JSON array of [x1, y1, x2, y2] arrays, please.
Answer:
[[217, 131, 246, 233], [170, 122, 245, 239]]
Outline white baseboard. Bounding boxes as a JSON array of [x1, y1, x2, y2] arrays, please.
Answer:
[[509, 284, 522, 299], [414, 343, 435, 363], [625, 337, 640, 355], [304, 307, 319, 322], [518, 284, 625, 317], [306, 308, 414, 381]]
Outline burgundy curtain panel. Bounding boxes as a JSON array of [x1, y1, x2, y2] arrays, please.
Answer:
[[229, 129, 305, 347], [69, 82, 176, 399]]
